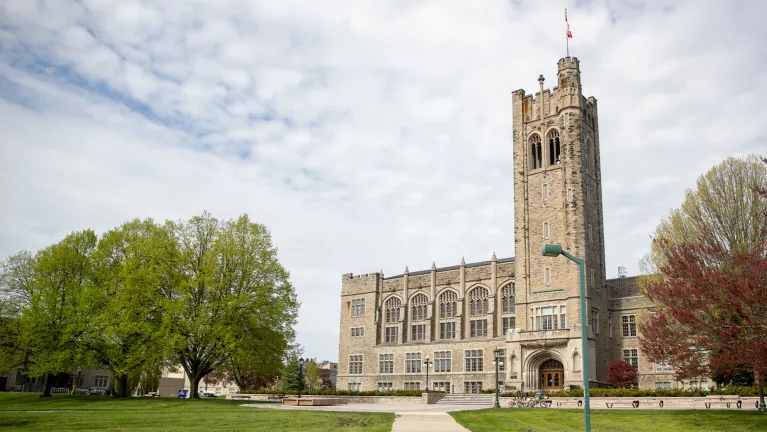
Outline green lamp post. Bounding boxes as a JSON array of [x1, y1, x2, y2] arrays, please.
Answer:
[[542, 243, 591, 432], [493, 348, 504, 408]]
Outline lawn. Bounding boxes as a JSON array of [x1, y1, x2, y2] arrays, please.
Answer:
[[0, 393, 394, 431], [451, 408, 767, 432]]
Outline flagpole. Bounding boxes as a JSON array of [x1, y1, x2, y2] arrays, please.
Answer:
[[565, 9, 569, 57]]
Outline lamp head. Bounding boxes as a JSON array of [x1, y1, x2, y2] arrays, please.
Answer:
[[541, 243, 563, 257]]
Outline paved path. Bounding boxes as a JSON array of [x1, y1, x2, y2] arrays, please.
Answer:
[[391, 411, 468, 432]]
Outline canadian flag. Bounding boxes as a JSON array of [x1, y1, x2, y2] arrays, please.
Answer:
[[566, 10, 573, 38]]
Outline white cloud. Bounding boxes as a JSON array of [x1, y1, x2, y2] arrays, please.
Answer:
[[1, 0, 765, 362]]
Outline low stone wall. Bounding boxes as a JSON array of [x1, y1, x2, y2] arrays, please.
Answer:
[[499, 396, 763, 409], [228, 394, 424, 404], [423, 392, 447, 404]]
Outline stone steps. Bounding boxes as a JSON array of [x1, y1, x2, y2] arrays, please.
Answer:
[[435, 394, 495, 405]]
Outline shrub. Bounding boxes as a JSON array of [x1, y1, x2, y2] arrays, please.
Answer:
[[606, 361, 638, 388], [240, 389, 425, 397]]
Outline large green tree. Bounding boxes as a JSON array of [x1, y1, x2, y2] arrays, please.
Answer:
[[0, 231, 97, 396], [157, 212, 299, 398], [80, 219, 172, 397]]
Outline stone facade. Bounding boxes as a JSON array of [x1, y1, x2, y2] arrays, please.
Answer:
[[337, 57, 691, 393]]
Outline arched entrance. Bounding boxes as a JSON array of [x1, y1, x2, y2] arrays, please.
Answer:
[[538, 359, 564, 391]]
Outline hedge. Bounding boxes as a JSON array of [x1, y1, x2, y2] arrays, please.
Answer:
[[501, 386, 762, 398], [239, 389, 437, 396]]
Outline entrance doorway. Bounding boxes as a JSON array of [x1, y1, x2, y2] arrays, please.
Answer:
[[538, 359, 564, 391]]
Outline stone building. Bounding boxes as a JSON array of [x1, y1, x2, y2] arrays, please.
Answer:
[[336, 57, 694, 393]]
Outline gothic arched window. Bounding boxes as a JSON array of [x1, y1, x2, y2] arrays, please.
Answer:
[[501, 284, 515, 313], [385, 297, 401, 323], [411, 293, 428, 321], [547, 130, 561, 166], [439, 290, 457, 318], [529, 134, 542, 170], [469, 287, 489, 316]]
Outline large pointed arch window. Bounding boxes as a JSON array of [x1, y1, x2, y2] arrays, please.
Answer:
[[468, 287, 489, 338], [384, 297, 401, 343], [530, 134, 542, 170], [548, 130, 561, 166], [439, 291, 457, 318], [500, 283, 516, 335], [411, 293, 428, 321]]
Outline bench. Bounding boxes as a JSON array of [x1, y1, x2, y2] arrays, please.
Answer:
[[230, 394, 254, 400], [89, 389, 107, 396], [703, 396, 742, 409], [605, 400, 640, 408], [51, 387, 71, 394], [144, 392, 161, 397], [267, 394, 287, 401], [73, 388, 90, 395], [555, 399, 583, 408]]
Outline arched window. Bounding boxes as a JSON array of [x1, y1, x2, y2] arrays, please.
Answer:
[[411, 293, 428, 321], [439, 290, 457, 318], [385, 297, 401, 323], [547, 130, 561, 166], [501, 284, 515, 313], [469, 287, 489, 316], [529, 134, 542, 170]]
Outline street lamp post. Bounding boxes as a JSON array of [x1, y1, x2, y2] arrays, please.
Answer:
[[298, 358, 305, 399], [423, 356, 433, 393], [493, 348, 505, 408], [542, 243, 591, 432]]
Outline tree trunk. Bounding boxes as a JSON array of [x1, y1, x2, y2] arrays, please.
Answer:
[[759, 382, 765, 412], [190, 374, 202, 399], [115, 374, 129, 398], [40, 373, 53, 398]]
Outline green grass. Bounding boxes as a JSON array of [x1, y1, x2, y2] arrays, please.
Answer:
[[451, 408, 767, 432], [0, 393, 394, 431]]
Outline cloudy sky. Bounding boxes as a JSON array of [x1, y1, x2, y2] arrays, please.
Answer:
[[1, 0, 765, 362]]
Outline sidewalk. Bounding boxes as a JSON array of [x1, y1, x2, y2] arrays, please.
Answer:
[[391, 411, 468, 432]]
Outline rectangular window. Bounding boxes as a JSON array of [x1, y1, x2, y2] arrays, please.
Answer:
[[377, 382, 393, 392], [542, 183, 549, 200], [656, 382, 672, 390], [404, 382, 420, 391], [349, 355, 363, 374], [543, 222, 550, 239], [433, 382, 450, 393], [563, 112, 570, 126], [560, 305, 567, 329], [622, 315, 637, 337], [94, 375, 109, 388], [591, 309, 599, 334], [434, 351, 452, 373], [496, 349, 506, 372], [465, 349, 484, 372], [623, 349, 639, 369], [405, 352, 422, 374], [350, 327, 364, 337], [655, 359, 671, 372], [351, 299, 365, 317], [411, 324, 426, 341], [385, 326, 398, 343], [608, 314, 613, 338], [470, 319, 488, 338], [347, 382, 361, 392], [439, 322, 456, 340], [464, 381, 483, 394], [502, 317, 515, 334], [544, 268, 551, 285], [567, 188, 573, 202], [379, 353, 394, 374]]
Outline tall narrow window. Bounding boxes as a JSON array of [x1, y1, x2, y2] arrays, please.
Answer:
[[543, 222, 550, 239], [542, 183, 549, 200], [591, 308, 599, 334], [439, 291, 457, 318], [544, 268, 551, 285], [501, 284, 515, 313], [411, 293, 428, 321], [608, 315, 613, 338], [530, 135, 542, 170], [567, 188, 574, 202], [385, 297, 401, 323], [590, 269, 595, 289], [469, 287, 489, 316], [547, 130, 561, 166]]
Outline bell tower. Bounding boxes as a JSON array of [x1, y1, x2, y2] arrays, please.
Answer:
[[510, 57, 609, 386]]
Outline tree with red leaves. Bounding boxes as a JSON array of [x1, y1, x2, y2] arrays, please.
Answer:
[[607, 360, 638, 388], [638, 155, 767, 410]]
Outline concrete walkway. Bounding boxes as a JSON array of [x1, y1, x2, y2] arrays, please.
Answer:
[[243, 403, 484, 431], [391, 411, 468, 432]]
